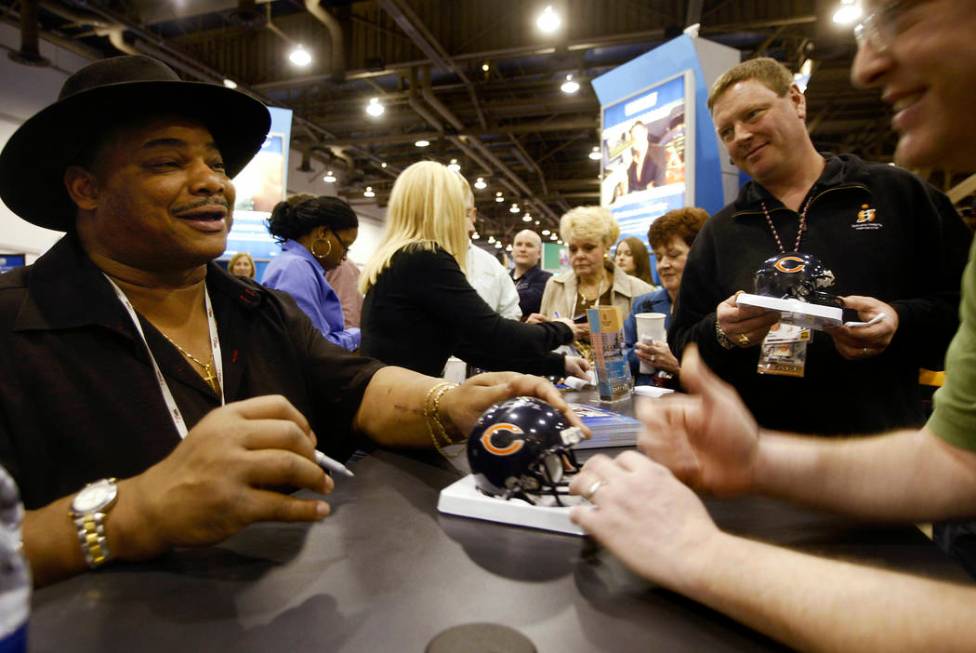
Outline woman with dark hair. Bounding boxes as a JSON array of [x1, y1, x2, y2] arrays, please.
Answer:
[[263, 194, 361, 350], [623, 207, 709, 385], [614, 236, 653, 285]]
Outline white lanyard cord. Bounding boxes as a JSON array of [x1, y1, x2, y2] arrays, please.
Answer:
[[103, 274, 225, 439]]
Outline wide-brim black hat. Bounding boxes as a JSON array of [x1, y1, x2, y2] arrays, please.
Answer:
[[0, 55, 271, 231]]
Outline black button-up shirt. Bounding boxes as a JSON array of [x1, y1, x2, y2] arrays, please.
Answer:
[[0, 235, 383, 508]]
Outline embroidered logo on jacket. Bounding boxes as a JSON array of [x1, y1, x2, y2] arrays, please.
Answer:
[[852, 203, 883, 231]]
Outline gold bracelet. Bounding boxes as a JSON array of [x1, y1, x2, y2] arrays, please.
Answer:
[[424, 382, 462, 458], [432, 382, 463, 444]]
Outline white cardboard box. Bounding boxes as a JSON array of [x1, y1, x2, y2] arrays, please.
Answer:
[[437, 474, 585, 535], [735, 293, 843, 330]]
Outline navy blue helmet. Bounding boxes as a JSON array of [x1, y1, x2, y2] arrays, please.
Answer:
[[754, 252, 841, 307], [467, 397, 582, 505]]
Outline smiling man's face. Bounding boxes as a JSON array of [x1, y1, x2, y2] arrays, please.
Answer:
[[711, 79, 810, 184], [852, 0, 976, 170], [71, 116, 236, 272]]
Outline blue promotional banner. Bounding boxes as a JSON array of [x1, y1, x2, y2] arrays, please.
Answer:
[[600, 71, 694, 243]]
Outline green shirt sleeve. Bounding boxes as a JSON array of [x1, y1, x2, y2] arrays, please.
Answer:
[[928, 237, 976, 450]]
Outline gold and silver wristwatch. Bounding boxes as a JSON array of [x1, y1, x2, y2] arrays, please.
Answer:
[[70, 478, 118, 569]]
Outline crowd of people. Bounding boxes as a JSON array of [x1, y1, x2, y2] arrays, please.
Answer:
[[2, 0, 976, 647]]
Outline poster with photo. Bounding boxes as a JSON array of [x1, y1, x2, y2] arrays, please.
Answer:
[[600, 71, 695, 243]]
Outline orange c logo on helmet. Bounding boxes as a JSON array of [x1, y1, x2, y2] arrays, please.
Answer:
[[773, 256, 806, 274], [480, 423, 525, 456]]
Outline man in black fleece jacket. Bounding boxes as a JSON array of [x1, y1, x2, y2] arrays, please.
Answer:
[[670, 58, 970, 435]]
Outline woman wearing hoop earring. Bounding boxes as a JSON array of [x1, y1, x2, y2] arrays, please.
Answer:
[[263, 194, 362, 350]]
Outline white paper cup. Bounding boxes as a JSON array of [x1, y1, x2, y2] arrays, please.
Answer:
[[634, 312, 667, 374]]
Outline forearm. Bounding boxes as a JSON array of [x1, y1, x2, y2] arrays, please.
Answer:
[[23, 478, 160, 587], [685, 531, 976, 652], [353, 366, 443, 448], [755, 427, 976, 521]]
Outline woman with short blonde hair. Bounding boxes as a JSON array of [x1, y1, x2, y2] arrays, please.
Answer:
[[359, 162, 588, 380], [227, 251, 256, 279], [536, 207, 654, 344]]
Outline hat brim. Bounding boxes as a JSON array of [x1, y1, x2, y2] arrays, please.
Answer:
[[0, 80, 271, 231]]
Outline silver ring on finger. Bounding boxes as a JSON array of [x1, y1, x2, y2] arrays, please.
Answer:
[[583, 479, 607, 502]]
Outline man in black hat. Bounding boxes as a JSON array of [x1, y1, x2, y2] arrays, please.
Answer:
[[0, 55, 585, 586]]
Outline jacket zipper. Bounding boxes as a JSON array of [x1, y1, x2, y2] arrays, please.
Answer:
[[732, 183, 871, 219]]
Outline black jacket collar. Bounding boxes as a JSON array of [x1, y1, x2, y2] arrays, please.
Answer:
[[734, 153, 873, 213]]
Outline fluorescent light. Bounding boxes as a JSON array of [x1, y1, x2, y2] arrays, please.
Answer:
[[323, 170, 336, 183], [223, 79, 238, 89], [588, 146, 601, 161], [560, 74, 580, 95], [364, 186, 375, 198], [414, 139, 430, 148], [832, 0, 862, 25], [536, 5, 561, 33], [366, 97, 385, 117], [289, 45, 312, 67], [474, 177, 487, 190]]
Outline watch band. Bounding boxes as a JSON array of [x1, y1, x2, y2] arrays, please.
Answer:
[[74, 512, 111, 568], [715, 318, 735, 350]]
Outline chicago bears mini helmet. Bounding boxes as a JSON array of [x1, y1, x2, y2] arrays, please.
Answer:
[[754, 252, 841, 306], [467, 396, 583, 505]]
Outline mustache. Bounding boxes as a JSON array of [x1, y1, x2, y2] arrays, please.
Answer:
[[172, 197, 230, 213]]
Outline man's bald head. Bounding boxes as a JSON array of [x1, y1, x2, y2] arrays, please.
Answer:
[[513, 229, 543, 270]]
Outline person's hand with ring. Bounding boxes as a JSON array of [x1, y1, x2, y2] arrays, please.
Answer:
[[824, 295, 899, 360], [635, 340, 680, 374], [716, 292, 779, 349]]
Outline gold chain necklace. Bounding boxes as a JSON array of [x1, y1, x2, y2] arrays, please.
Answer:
[[161, 333, 220, 395]]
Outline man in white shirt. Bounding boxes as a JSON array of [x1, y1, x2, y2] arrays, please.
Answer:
[[462, 186, 521, 320]]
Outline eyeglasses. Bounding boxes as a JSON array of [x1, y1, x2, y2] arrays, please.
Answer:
[[331, 230, 354, 258], [854, 1, 919, 52]]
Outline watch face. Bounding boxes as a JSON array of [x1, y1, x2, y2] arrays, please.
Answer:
[[73, 480, 117, 513]]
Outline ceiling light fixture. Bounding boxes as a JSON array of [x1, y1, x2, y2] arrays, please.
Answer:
[[289, 44, 312, 67], [323, 170, 336, 183], [560, 74, 580, 95], [542, 229, 550, 235], [509, 203, 520, 214], [550, 233, 558, 240], [481, 62, 490, 72], [414, 139, 430, 148], [447, 158, 461, 173], [588, 146, 601, 161], [223, 79, 238, 89], [364, 186, 375, 198], [506, 244, 513, 252], [536, 5, 561, 33], [832, 0, 862, 25], [494, 241, 503, 249], [495, 196, 504, 203], [474, 177, 487, 190], [472, 232, 480, 240], [365, 97, 385, 117], [522, 214, 532, 222], [534, 221, 540, 226]]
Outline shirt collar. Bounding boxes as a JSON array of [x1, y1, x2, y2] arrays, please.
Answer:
[[734, 153, 855, 212], [14, 234, 265, 333]]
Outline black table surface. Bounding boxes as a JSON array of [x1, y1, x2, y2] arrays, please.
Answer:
[[30, 394, 973, 652]]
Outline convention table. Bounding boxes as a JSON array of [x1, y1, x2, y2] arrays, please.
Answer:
[[30, 393, 972, 652]]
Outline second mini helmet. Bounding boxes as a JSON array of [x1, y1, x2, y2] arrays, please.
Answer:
[[754, 251, 841, 306], [467, 397, 583, 505]]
